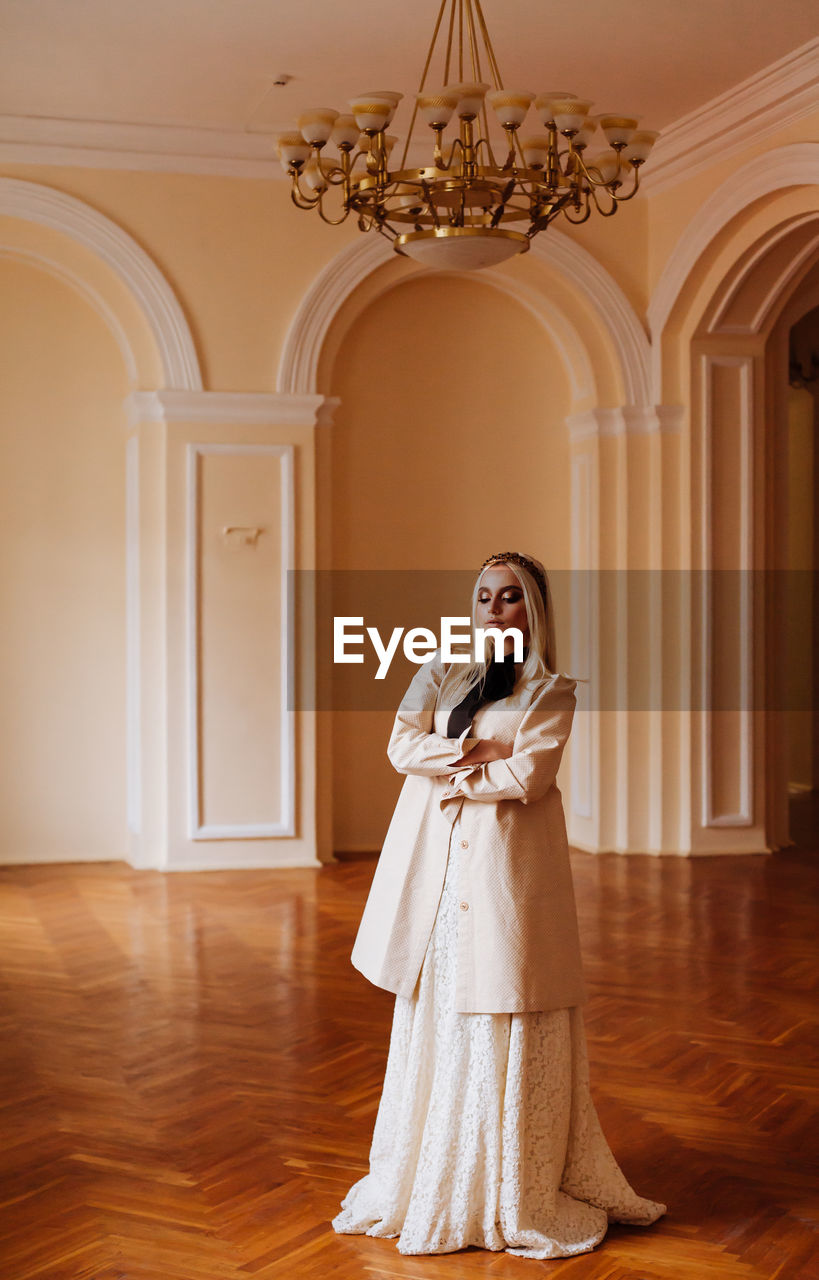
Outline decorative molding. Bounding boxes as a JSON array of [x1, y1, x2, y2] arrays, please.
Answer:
[[648, 143, 819, 396], [126, 388, 338, 427], [2, 38, 816, 200], [655, 404, 687, 434], [621, 405, 662, 434], [708, 215, 819, 336], [185, 442, 296, 840], [565, 404, 685, 441], [278, 231, 650, 406], [641, 37, 819, 196], [276, 236, 391, 395], [0, 114, 280, 178], [569, 450, 595, 825], [533, 234, 651, 406], [0, 177, 202, 389], [125, 435, 142, 837], [699, 354, 754, 829], [565, 408, 620, 441]]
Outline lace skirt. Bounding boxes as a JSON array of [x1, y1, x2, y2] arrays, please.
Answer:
[[332, 813, 667, 1258]]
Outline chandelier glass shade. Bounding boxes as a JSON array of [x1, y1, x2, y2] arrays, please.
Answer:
[[277, 0, 660, 271]]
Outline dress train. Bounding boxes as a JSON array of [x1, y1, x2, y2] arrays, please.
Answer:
[[332, 819, 666, 1258]]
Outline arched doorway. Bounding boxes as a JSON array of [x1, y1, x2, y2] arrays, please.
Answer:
[[654, 149, 819, 855], [317, 267, 583, 854], [0, 178, 195, 865], [783, 302, 819, 847], [279, 233, 677, 858]]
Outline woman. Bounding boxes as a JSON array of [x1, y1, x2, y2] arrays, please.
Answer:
[[331, 552, 666, 1258]]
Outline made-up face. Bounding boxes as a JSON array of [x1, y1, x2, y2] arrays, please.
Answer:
[[475, 564, 531, 652]]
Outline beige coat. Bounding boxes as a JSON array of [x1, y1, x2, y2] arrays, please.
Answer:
[[350, 650, 588, 1013]]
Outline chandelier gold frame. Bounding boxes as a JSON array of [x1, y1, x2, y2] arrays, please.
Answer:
[[277, 0, 659, 269]]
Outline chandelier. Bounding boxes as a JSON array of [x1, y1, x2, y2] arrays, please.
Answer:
[[276, 0, 659, 271]]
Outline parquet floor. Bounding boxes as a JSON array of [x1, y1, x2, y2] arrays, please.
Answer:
[[0, 811, 817, 1280]]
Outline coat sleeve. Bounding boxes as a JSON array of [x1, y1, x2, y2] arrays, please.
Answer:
[[387, 650, 480, 777], [442, 675, 577, 804]]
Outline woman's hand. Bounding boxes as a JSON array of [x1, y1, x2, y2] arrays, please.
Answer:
[[450, 738, 513, 767]]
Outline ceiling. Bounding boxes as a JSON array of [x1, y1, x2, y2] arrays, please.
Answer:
[[1, 0, 816, 148]]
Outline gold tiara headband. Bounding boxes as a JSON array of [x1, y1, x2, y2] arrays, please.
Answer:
[[479, 552, 549, 604]]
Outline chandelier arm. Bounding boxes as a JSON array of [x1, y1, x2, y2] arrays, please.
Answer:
[[289, 175, 320, 210], [588, 183, 619, 217], [609, 166, 642, 202], [561, 144, 584, 182], [558, 186, 591, 223], [433, 134, 461, 169], [348, 146, 371, 177], [290, 191, 319, 211], [545, 126, 561, 190], [572, 149, 612, 190], [562, 199, 592, 225], [355, 210, 377, 233], [472, 0, 504, 89], [399, 0, 450, 171], [461, 116, 476, 179], [374, 129, 391, 188], [316, 198, 352, 226], [511, 128, 528, 172], [561, 144, 577, 176], [322, 163, 349, 187], [481, 102, 498, 167], [563, 149, 586, 199], [432, 123, 445, 166], [473, 133, 497, 167]]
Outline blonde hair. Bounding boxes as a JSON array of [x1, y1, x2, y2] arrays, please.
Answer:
[[441, 554, 559, 706]]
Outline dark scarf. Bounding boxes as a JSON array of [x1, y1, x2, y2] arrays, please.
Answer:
[[446, 648, 528, 738]]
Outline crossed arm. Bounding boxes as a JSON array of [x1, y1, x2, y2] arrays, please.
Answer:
[[386, 651, 577, 805]]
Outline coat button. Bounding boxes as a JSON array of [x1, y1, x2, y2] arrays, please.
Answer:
[[460, 839, 469, 849], [459, 901, 469, 911]]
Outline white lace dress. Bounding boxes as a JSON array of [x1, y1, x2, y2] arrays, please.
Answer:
[[332, 813, 667, 1258]]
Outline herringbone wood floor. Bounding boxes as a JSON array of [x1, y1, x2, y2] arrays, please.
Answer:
[[0, 808, 817, 1279]]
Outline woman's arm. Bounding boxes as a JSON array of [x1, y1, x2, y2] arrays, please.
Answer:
[[441, 676, 577, 804], [449, 738, 513, 766], [387, 651, 481, 777]]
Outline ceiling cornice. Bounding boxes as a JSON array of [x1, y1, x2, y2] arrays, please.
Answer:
[[0, 37, 816, 195], [641, 36, 819, 195], [0, 116, 279, 178]]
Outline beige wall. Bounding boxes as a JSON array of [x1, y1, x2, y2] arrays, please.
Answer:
[[1, 102, 818, 865], [0, 256, 129, 861], [325, 272, 574, 850]]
